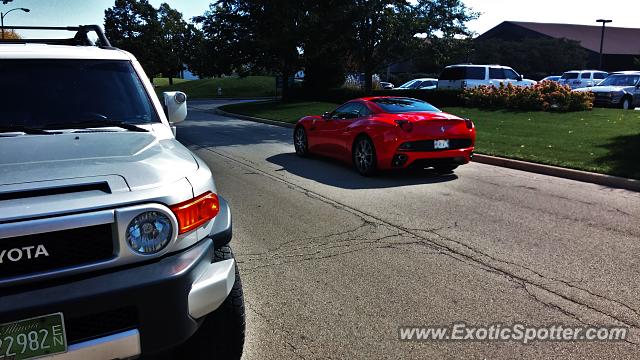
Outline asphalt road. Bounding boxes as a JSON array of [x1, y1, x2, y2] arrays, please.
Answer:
[[179, 100, 640, 359]]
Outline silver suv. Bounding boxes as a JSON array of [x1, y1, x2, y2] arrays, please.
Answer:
[[0, 25, 244, 359], [437, 64, 537, 89]]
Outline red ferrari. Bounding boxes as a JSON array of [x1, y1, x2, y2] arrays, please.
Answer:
[[293, 97, 476, 175]]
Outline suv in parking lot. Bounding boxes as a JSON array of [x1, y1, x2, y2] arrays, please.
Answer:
[[437, 64, 536, 89], [0, 25, 244, 359], [559, 70, 608, 89]]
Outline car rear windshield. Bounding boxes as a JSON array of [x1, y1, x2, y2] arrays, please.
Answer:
[[0, 59, 159, 128], [371, 98, 440, 113], [598, 74, 640, 87], [561, 72, 579, 79]]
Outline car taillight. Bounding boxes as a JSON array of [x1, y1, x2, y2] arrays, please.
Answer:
[[465, 119, 474, 129], [170, 192, 220, 234], [394, 120, 413, 132]]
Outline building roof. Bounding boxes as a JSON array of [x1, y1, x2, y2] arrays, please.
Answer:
[[484, 21, 640, 55]]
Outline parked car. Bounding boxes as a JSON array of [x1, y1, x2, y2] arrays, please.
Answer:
[[380, 81, 394, 89], [574, 71, 640, 110], [437, 64, 536, 90], [395, 78, 438, 90], [541, 75, 561, 82], [0, 25, 245, 359], [559, 70, 608, 89], [293, 97, 475, 175]]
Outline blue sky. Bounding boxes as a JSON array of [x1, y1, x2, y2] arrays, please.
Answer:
[[2, 0, 639, 37]]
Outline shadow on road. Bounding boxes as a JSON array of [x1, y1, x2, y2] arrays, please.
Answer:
[[267, 152, 458, 189], [595, 133, 640, 180]]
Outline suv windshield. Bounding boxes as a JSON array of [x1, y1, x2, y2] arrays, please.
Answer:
[[598, 74, 640, 87], [372, 98, 440, 113], [0, 59, 159, 129]]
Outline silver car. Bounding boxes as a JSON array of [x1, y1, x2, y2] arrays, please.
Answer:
[[0, 25, 244, 359], [574, 71, 640, 110]]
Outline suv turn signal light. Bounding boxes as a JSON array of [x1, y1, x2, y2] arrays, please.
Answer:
[[170, 192, 220, 234]]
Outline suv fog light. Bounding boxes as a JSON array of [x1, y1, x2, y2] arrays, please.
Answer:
[[126, 211, 173, 254]]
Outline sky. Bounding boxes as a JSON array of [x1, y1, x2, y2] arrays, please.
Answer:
[[1, 0, 639, 38]]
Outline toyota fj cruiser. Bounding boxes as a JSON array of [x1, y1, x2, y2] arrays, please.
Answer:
[[0, 25, 244, 359]]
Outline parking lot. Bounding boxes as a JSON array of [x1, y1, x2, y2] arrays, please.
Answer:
[[177, 100, 640, 359]]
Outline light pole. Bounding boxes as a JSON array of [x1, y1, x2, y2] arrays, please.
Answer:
[[1, 7, 30, 39], [596, 19, 612, 71]]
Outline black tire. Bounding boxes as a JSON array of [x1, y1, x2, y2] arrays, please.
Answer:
[[352, 135, 377, 176], [433, 164, 458, 174], [175, 246, 245, 360], [293, 126, 309, 157], [621, 97, 633, 110]]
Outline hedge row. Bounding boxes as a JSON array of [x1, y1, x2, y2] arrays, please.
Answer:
[[290, 87, 464, 107], [462, 81, 594, 112]]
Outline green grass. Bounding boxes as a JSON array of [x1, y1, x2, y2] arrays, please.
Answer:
[[220, 101, 339, 123], [219, 101, 640, 179], [154, 76, 276, 99], [445, 107, 640, 179], [151, 77, 190, 87]]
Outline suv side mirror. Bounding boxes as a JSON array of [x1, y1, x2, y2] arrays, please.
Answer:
[[518, 74, 524, 81], [163, 91, 188, 124], [322, 112, 331, 120]]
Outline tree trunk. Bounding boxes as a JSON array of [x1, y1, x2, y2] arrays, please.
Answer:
[[169, 77, 174, 85], [364, 68, 373, 95]]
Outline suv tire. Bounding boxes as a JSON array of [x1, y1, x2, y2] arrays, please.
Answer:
[[174, 245, 245, 360]]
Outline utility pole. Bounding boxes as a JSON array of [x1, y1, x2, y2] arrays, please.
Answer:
[[596, 19, 612, 71]]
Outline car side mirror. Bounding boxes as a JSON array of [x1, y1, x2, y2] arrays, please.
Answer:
[[322, 112, 331, 120], [163, 91, 188, 124], [518, 75, 524, 81]]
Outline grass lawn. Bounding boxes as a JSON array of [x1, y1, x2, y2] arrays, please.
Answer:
[[151, 77, 190, 87], [219, 101, 640, 179], [154, 76, 276, 99]]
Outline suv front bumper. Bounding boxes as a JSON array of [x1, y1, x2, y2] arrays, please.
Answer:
[[0, 200, 234, 358]]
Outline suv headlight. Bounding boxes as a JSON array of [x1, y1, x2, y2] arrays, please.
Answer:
[[126, 211, 173, 254]]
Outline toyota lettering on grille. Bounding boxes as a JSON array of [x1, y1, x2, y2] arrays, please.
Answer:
[[0, 245, 50, 264]]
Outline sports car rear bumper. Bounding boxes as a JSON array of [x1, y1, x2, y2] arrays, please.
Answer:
[[384, 147, 474, 169]]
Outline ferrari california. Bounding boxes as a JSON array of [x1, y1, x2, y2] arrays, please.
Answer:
[[293, 97, 475, 175]]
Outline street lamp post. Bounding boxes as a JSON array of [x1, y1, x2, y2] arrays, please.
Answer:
[[596, 19, 612, 71], [1, 7, 30, 39]]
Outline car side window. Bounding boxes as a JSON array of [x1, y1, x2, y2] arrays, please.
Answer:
[[332, 103, 362, 120], [594, 72, 607, 79], [580, 72, 591, 79], [466, 67, 485, 80], [504, 69, 520, 80], [489, 68, 505, 79]]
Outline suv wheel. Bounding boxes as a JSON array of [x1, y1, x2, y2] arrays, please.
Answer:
[[175, 245, 245, 360], [622, 97, 632, 110]]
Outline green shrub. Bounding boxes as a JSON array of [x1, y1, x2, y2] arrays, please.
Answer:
[[462, 81, 594, 112]]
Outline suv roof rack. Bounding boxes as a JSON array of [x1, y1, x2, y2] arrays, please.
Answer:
[[0, 25, 113, 48]]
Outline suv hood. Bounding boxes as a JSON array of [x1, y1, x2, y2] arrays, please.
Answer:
[[574, 85, 633, 93], [0, 131, 198, 190]]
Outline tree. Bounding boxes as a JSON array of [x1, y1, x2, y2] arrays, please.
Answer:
[[104, 0, 162, 78], [157, 3, 191, 84], [0, 30, 21, 39]]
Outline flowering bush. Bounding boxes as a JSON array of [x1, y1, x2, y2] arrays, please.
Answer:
[[462, 81, 594, 112]]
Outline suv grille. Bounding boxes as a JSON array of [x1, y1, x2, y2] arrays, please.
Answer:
[[0, 224, 115, 280]]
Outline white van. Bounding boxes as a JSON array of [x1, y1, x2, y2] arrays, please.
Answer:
[[437, 64, 537, 90], [559, 70, 608, 89]]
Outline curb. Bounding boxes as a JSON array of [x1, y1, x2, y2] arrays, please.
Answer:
[[213, 109, 640, 192], [472, 154, 640, 192]]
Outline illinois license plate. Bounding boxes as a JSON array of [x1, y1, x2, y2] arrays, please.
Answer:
[[434, 139, 450, 149], [0, 313, 67, 360]]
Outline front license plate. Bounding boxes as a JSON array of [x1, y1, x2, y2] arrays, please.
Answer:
[[434, 139, 450, 149], [0, 313, 67, 360]]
